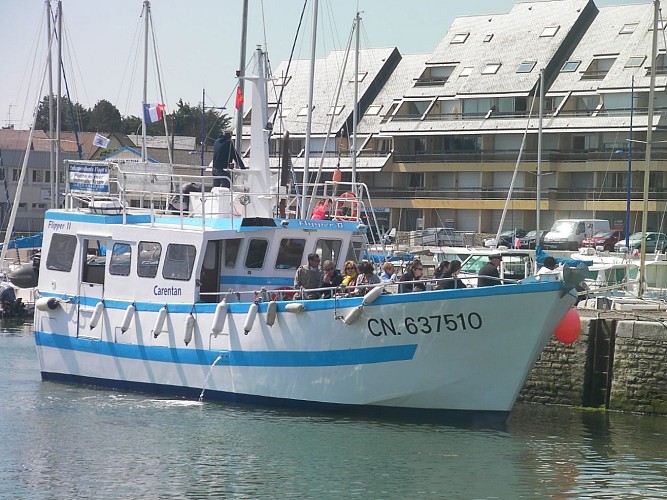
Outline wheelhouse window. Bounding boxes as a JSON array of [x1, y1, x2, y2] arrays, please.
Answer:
[[137, 241, 161, 278], [245, 239, 268, 269], [224, 239, 242, 268], [276, 238, 306, 270], [109, 243, 132, 276], [46, 233, 77, 272], [162, 244, 196, 281], [316, 239, 343, 268]]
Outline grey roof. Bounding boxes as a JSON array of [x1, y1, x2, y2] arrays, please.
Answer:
[[403, 0, 592, 99], [0, 149, 80, 168], [268, 47, 400, 137], [128, 135, 198, 150], [549, 3, 667, 94], [356, 53, 431, 134]]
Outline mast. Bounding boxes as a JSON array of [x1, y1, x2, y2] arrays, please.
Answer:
[[639, 0, 660, 298], [626, 77, 634, 249], [55, 0, 62, 208], [351, 11, 360, 190], [200, 87, 205, 173], [46, 0, 55, 210], [536, 68, 544, 261], [302, 0, 318, 218], [236, 0, 248, 155], [141, 0, 150, 163]]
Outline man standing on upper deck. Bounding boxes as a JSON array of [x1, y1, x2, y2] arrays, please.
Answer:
[[212, 130, 246, 188]]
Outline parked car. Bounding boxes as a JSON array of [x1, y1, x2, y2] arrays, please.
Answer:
[[581, 229, 625, 252], [484, 229, 526, 248], [614, 232, 667, 253], [518, 229, 547, 249]]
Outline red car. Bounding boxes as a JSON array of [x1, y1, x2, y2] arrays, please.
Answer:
[[581, 229, 625, 251]]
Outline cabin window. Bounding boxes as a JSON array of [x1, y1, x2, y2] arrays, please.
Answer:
[[162, 244, 196, 281], [245, 239, 269, 269], [82, 238, 107, 284], [275, 238, 306, 270], [315, 239, 343, 268], [137, 241, 161, 278], [109, 243, 132, 276], [224, 238, 242, 268], [46, 233, 77, 272]]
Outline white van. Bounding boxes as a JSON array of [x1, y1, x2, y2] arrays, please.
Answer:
[[543, 219, 610, 250]]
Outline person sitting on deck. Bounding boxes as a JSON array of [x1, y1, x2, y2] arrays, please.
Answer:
[[354, 261, 381, 296], [399, 259, 426, 293], [294, 253, 323, 299], [477, 254, 503, 287], [321, 260, 343, 298]]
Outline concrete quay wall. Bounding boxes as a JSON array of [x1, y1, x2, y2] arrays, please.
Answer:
[[519, 316, 667, 414]]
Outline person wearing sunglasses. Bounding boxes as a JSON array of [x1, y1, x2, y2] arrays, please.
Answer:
[[321, 260, 343, 298], [399, 259, 426, 293]]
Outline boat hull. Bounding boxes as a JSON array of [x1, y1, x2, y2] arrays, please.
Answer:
[[34, 281, 575, 417]]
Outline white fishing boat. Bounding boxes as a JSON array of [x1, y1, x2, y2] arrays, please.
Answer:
[[31, 5, 584, 423]]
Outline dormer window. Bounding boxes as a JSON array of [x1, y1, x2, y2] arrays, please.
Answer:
[[415, 65, 455, 86], [625, 56, 646, 68], [481, 63, 501, 75], [561, 60, 581, 72], [620, 23, 638, 34], [327, 105, 345, 115], [540, 25, 560, 37], [451, 33, 469, 44], [582, 57, 616, 80], [516, 61, 536, 73]]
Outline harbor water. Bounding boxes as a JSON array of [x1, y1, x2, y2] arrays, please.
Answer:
[[2, 319, 667, 498]]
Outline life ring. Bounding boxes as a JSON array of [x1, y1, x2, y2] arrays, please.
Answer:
[[271, 286, 296, 301], [334, 191, 359, 221]]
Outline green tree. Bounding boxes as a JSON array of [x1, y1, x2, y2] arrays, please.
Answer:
[[34, 95, 90, 132], [89, 99, 122, 132]]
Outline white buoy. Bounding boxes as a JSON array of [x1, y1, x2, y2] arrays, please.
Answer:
[[266, 301, 278, 326], [285, 303, 305, 313], [211, 300, 228, 336], [184, 314, 195, 345], [153, 306, 168, 338], [362, 286, 384, 305], [343, 305, 363, 325], [244, 303, 258, 334], [36, 297, 60, 311], [89, 301, 105, 330], [120, 304, 135, 333]]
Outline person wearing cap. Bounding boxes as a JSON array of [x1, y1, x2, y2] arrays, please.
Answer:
[[537, 256, 558, 275], [478, 253, 503, 287], [212, 130, 246, 188]]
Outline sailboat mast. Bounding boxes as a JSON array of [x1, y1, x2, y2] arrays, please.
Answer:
[[351, 11, 360, 189], [141, 0, 150, 163], [46, 0, 55, 210], [639, 0, 660, 298], [55, 0, 62, 208], [236, 0, 248, 154], [302, 0, 318, 218], [536, 68, 544, 258], [626, 77, 634, 248]]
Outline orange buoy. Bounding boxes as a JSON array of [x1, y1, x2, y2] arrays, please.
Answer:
[[554, 308, 581, 344]]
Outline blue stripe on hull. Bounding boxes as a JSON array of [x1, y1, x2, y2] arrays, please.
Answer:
[[35, 331, 417, 367], [40, 371, 509, 427]]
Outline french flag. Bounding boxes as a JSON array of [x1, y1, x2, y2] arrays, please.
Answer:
[[144, 103, 165, 124]]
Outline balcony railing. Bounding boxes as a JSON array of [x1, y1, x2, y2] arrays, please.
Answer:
[[368, 187, 667, 202]]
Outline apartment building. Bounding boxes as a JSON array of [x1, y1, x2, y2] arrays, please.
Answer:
[[258, 0, 667, 234]]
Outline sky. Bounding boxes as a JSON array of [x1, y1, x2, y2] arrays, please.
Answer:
[[0, 0, 650, 130]]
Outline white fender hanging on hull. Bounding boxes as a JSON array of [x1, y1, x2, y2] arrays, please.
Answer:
[[153, 306, 168, 338], [266, 301, 278, 326], [184, 314, 195, 345], [211, 300, 228, 336], [244, 303, 258, 334], [120, 304, 135, 333], [89, 301, 105, 330]]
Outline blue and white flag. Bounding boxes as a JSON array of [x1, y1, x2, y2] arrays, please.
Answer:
[[144, 103, 165, 124], [93, 133, 110, 148]]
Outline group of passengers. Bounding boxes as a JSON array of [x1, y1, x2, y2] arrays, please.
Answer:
[[293, 252, 507, 299]]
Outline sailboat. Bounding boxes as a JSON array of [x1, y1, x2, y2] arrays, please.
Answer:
[[31, 3, 585, 423]]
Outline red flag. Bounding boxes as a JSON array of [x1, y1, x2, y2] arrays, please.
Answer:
[[235, 85, 244, 110]]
